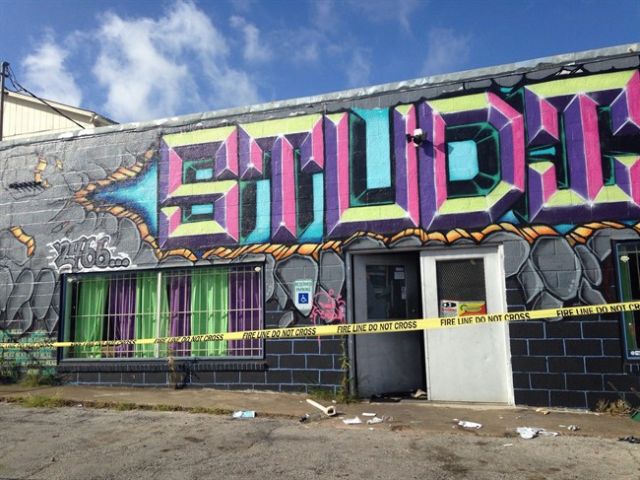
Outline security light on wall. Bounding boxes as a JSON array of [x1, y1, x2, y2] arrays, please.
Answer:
[[406, 128, 425, 146]]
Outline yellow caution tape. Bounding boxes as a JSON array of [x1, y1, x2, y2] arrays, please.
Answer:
[[1, 301, 639, 350]]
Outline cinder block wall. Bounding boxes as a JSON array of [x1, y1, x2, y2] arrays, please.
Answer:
[[509, 319, 640, 408]]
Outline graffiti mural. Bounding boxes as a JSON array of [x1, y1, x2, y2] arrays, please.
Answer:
[[0, 55, 640, 367]]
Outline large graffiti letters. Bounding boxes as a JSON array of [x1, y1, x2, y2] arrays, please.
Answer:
[[159, 127, 239, 250], [150, 70, 640, 250], [325, 106, 420, 237], [240, 115, 324, 243], [525, 71, 640, 222], [418, 93, 525, 229]]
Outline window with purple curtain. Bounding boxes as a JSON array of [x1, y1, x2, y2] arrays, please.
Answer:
[[107, 275, 136, 358], [167, 273, 192, 357], [228, 265, 262, 356], [66, 265, 263, 360]]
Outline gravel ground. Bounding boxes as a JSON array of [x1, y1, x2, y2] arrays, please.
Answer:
[[0, 403, 639, 480]]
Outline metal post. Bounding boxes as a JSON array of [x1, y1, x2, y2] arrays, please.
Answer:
[[0, 62, 8, 141], [155, 271, 162, 358]]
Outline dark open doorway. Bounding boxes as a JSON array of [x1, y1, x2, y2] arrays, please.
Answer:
[[352, 252, 425, 398]]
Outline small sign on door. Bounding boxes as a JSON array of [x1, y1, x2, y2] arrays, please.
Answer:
[[440, 300, 486, 317]]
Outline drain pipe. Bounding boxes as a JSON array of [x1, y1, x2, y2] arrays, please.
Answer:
[[0, 62, 8, 141]]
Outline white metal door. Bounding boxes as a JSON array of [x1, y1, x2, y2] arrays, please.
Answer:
[[420, 247, 513, 404]]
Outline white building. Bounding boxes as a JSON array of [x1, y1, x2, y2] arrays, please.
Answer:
[[1, 90, 115, 141]]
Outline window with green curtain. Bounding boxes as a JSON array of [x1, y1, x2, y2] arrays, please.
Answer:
[[74, 276, 109, 358], [134, 271, 169, 358], [190, 269, 229, 356]]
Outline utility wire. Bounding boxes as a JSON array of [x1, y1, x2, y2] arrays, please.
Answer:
[[5, 65, 85, 130]]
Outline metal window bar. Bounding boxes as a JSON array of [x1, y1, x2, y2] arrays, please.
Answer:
[[618, 243, 640, 357], [65, 265, 263, 360]]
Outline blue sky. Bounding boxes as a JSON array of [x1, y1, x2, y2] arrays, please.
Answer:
[[1, 0, 638, 123]]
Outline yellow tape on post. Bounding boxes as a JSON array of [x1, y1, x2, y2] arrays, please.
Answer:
[[1, 301, 639, 350]]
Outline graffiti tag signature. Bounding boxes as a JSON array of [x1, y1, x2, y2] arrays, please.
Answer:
[[47, 234, 132, 273], [310, 289, 346, 325]]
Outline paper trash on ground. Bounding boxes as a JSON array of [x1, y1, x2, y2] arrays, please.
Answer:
[[516, 427, 558, 439], [343, 417, 363, 425], [232, 410, 256, 419]]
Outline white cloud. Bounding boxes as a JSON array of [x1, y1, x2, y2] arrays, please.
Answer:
[[347, 0, 421, 32], [312, 0, 337, 32], [211, 67, 261, 107], [269, 2, 343, 66], [273, 26, 323, 65], [421, 28, 472, 76], [346, 48, 372, 87], [230, 15, 272, 62], [21, 40, 83, 106], [229, 0, 256, 14], [293, 35, 321, 63], [92, 0, 259, 122]]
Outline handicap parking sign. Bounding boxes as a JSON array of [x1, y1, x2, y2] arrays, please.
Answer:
[[293, 279, 314, 315]]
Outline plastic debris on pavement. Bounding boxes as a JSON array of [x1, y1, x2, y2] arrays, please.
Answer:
[[232, 410, 256, 419], [516, 427, 558, 439], [299, 413, 310, 423], [516, 427, 538, 439], [362, 412, 376, 417], [559, 424, 580, 431], [619, 436, 640, 444], [456, 420, 482, 429], [306, 398, 337, 417], [343, 416, 363, 425], [367, 417, 384, 425], [412, 389, 427, 399]]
